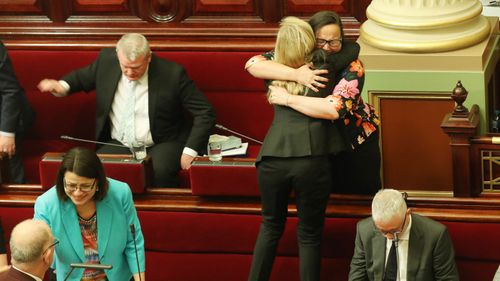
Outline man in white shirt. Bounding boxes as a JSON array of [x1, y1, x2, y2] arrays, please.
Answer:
[[0, 219, 56, 281], [349, 189, 459, 281], [38, 33, 216, 187]]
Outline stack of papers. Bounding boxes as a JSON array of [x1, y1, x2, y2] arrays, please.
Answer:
[[222, 143, 248, 156]]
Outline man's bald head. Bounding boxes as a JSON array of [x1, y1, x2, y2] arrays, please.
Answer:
[[10, 219, 52, 264]]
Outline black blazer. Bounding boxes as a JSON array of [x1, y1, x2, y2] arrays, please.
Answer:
[[256, 43, 361, 161], [62, 48, 216, 153], [0, 41, 35, 135]]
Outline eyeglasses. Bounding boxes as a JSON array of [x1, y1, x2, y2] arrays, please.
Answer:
[[64, 179, 96, 192], [316, 38, 343, 48], [42, 239, 59, 255], [378, 211, 407, 236]]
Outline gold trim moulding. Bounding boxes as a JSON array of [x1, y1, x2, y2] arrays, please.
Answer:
[[366, 1, 483, 30], [360, 16, 491, 53]]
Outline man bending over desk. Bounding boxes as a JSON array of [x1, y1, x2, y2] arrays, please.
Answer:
[[349, 189, 459, 281], [38, 33, 216, 187]]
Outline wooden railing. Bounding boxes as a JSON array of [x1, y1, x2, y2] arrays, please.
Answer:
[[441, 81, 500, 198], [471, 135, 500, 196]]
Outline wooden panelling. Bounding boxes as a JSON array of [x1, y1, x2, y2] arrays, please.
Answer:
[[3, 186, 500, 222], [73, 0, 129, 13], [374, 92, 455, 194], [194, 0, 255, 14], [0, 0, 43, 13], [285, 0, 347, 16], [0, 0, 367, 50]]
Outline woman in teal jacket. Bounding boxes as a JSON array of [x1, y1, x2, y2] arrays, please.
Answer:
[[34, 147, 145, 281]]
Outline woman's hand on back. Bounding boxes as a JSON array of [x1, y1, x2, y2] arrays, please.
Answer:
[[293, 64, 329, 92]]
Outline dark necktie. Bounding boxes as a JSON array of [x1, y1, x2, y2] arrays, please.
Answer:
[[384, 240, 397, 281]]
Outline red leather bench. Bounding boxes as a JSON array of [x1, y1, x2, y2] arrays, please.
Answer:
[[8, 49, 271, 190], [1, 205, 499, 281]]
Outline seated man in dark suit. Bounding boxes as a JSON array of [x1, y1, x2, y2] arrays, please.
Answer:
[[38, 33, 216, 187], [0, 219, 56, 280], [349, 189, 459, 281], [0, 41, 35, 184]]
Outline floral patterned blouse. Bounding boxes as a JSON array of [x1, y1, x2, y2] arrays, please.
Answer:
[[330, 59, 380, 149], [245, 50, 380, 150]]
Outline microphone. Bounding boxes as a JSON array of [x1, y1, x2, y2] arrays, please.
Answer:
[[130, 224, 143, 281], [215, 124, 263, 144], [61, 135, 128, 148], [70, 263, 112, 270], [63, 263, 113, 281]]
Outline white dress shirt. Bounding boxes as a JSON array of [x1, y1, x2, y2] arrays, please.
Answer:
[[60, 72, 198, 157], [109, 72, 154, 147]]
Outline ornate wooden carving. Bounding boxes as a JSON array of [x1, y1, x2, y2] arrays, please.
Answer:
[[441, 82, 480, 197], [137, 0, 189, 22], [0, 0, 368, 50]]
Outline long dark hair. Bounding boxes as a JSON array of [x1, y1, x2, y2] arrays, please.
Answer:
[[308, 11, 345, 40], [55, 147, 108, 201]]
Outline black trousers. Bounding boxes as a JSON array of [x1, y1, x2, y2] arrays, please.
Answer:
[[97, 140, 183, 187], [5, 133, 26, 184], [248, 155, 332, 281], [330, 130, 381, 196]]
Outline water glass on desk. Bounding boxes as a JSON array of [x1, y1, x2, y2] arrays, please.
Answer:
[[130, 143, 147, 161], [208, 142, 222, 162]]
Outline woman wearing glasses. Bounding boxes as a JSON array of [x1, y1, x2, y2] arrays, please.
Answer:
[[34, 147, 145, 281], [246, 11, 381, 196]]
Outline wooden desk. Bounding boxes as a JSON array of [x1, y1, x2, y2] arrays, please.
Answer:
[[189, 157, 259, 197], [39, 152, 152, 194]]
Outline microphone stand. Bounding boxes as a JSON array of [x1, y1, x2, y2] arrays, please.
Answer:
[[61, 135, 128, 148], [63, 267, 75, 281], [63, 263, 112, 281], [130, 224, 143, 281], [215, 124, 263, 144]]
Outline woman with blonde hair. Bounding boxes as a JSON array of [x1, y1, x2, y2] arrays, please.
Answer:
[[247, 11, 381, 196], [247, 16, 347, 281]]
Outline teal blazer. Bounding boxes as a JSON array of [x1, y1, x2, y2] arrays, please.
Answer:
[[34, 178, 145, 281]]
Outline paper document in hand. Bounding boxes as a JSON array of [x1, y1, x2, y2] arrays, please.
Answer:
[[222, 143, 248, 156]]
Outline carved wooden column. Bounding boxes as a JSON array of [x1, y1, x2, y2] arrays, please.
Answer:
[[441, 81, 480, 197]]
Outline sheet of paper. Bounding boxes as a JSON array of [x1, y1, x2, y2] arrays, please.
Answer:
[[222, 143, 248, 156]]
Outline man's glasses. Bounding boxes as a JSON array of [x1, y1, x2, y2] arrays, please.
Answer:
[[316, 38, 343, 48], [42, 239, 59, 255], [64, 179, 95, 192], [379, 212, 407, 236]]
